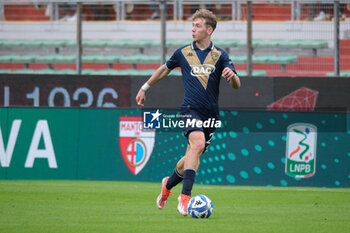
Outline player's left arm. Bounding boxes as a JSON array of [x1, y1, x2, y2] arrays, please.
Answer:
[[221, 50, 241, 89], [222, 67, 241, 89], [220, 50, 241, 89]]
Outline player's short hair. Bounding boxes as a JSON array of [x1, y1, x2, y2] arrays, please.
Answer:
[[192, 8, 217, 32]]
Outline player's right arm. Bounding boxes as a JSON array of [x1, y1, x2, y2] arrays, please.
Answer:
[[136, 64, 170, 106]]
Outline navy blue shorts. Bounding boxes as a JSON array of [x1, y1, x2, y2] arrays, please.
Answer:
[[180, 108, 217, 152]]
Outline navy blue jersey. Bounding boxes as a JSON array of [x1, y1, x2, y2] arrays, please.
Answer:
[[166, 41, 236, 118]]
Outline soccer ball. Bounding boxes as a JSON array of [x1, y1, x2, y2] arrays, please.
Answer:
[[187, 195, 213, 219]]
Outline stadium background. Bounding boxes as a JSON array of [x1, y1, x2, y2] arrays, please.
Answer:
[[0, 0, 349, 188]]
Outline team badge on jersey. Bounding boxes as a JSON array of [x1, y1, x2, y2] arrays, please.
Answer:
[[119, 116, 155, 175], [210, 51, 219, 62]]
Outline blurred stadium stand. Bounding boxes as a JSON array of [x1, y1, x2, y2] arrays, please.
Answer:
[[0, 0, 349, 77]]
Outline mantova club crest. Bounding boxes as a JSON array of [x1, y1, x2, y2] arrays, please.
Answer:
[[119, 116, 155, 175], [285, 123, 317, 178]]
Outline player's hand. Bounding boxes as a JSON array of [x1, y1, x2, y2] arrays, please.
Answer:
[[222, 67, 235, 81], [222, 67, 240, 89], [136, 89, 146, 107]]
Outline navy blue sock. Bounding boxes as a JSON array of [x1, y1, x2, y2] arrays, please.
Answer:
[[181, 169, 196, 196], [166, 169, 183, 190]]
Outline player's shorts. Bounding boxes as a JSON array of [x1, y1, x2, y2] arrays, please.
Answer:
[[180, 108, 217, 153]]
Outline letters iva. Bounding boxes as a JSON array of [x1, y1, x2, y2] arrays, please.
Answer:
[[0, 120, 57, 168]]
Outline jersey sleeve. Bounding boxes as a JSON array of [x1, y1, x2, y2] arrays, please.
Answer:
[[165, 48, 181, 70], [221, 50, 237, 75]]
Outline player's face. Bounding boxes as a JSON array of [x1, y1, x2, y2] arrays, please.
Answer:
[[192, 18, 211, 42]]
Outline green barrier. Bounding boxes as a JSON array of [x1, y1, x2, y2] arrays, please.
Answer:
[[0, 108, 349, 187]]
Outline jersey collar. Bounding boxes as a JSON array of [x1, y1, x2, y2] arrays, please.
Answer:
[[191, 41, 214, 51]]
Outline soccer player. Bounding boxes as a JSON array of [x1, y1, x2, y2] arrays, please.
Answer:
[[136, 9, 240, 216]]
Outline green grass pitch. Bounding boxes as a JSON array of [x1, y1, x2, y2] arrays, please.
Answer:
[[1, 180, 349, 233]]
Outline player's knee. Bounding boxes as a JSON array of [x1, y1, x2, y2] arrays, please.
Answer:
[[190, 140, 205, 155]]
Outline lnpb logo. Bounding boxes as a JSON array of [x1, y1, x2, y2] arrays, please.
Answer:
[[119, 116, 155, 175], [143, 109, 162, 129], [285, 123, 317, 178]]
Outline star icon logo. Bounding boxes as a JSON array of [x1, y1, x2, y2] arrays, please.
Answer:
[[150, 109, 162, 122], [143, 109, 162, 129]]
